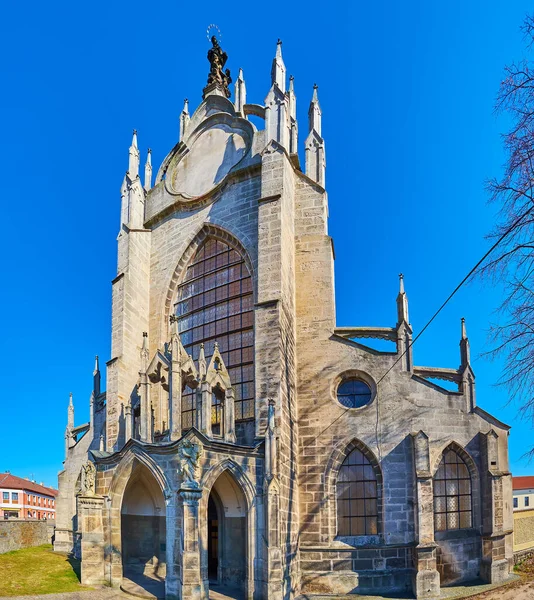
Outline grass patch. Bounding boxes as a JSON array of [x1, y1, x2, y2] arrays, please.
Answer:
[[0, 544, 90, 597]]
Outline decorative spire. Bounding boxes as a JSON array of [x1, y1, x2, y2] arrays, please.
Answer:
[[460, 317, 471, 367], [68, 393, 74, 429], [288, 75, 298, 154], [180, 99, 190, 142], [99, 434, 105, 452], [198, 343, 207, 379], [93, 355, 101, 397], [204, 36, 232, 99], [140, 331, 149, 372], [128, 129, 140, 179], [305, 84, 325, 186], [234, 68, 247, 115], [144, 149, 152, 192], [308, 84, 322, 136], [397, 273, 409, 325], [271, 39, 286, 92]]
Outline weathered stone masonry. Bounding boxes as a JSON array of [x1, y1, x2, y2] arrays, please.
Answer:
[[55, 37, 513, 600]]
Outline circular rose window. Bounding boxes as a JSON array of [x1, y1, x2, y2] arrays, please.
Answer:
[[337, 379, 372, 408]]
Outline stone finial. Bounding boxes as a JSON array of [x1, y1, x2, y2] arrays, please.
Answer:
[[198, 343, 207, 379], [234, 68, 246, 115], [144, 149, 152, 191], [140, 331, 149, 371], [99, 434, 105, 452], [93, 355, 101, 397], [460, 317, 471, 367], [308, 84, 321, 136], [68, 392, 74, 429], [180, 99, 190, 142], [397, 273, 409, 325], [271, 39, 286, 93], [128, 129, 140, 179]]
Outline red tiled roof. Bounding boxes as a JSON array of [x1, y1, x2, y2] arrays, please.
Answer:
[[0, 473, 58, 497], [513, 476, 534, 491]]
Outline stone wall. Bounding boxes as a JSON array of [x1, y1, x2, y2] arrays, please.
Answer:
[[300, 545, 413, 595], [436, 533, 481, 585], [0, 520, 55, 554], [513, 508, 534, 553]]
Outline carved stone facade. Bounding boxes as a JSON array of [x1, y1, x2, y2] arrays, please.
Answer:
[[54, 38, 513, 600]]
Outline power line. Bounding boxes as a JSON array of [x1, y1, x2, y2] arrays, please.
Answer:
[[277, 203, 534, 471]]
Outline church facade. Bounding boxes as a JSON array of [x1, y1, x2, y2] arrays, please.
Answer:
[[54, 38, 514, 600]]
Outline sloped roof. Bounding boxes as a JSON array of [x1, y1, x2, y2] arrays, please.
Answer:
[[513, 476, 534, 491], [0, 473, 58, 497]]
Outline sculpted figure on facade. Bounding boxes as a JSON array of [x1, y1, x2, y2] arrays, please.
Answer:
[[206, 35, 231, 97], [81, 461, 96, 495], [178, 439, 203, 488]]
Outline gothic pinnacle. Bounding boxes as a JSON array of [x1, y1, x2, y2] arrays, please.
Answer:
[[144, 148, 152, 191], [271, 38, 286, 92], [180, 99, 190, 142], [461, 317, 467, 340]]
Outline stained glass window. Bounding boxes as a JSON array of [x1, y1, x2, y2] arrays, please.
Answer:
[[337, 379, 372, 408], [434, 449, 472, 532], [176, 238, 254, 429], [337, 447, 379, 536]]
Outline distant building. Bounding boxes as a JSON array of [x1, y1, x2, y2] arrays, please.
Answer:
[[0, 473, 57, 520], [513, 476, 534, 511]]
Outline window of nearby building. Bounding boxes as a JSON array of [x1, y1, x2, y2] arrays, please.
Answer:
[[514, 497, 518, 508], [526, 497, 530, 507], [434, 449, 472, 531], [12, 493, 18, 503], [2, 492, 8, 502], [337, 447, 379, 536], [337, 379, 372, 409], [176, 238, 254, 428]]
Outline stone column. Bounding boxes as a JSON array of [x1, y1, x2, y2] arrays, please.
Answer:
[[179, 487, 203, 600], [224, 387, 236, 443], [411, 432, 440, 599], [165, 492, 180, 600], [170, 357, 182, 441], [480, 430, 512, 583], [198, 382, 211, 437], [78, 494, 107, 586]]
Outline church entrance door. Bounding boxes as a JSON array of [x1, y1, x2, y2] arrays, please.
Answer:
[[120, 462, 166, 599], [206, 470, 247, 599]]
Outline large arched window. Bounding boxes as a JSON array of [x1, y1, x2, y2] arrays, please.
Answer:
[[337, 447, 379, 536], [176, 238, 254, 429], [434, 448, 472, 531]]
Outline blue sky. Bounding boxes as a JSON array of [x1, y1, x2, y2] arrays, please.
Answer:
[[1, 0, 533, 487]]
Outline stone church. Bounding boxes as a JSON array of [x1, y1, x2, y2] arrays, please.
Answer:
[[54, 36, 514, 600]]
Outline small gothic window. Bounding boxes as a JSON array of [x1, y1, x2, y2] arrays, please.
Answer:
[[211, 387, 224, 437], [337, 379, 372, 408], [176, 238, 255, 428], [434, 449, 472, 531], [337, 447, 379, 536]]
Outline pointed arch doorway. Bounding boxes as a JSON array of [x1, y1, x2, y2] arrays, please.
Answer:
[[205, 470, 247, 599], [120, 462, 166, 599]]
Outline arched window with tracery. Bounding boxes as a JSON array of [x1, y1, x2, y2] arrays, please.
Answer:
[[175, 237, 254, 430], [337, 446, 379, 536], [434, 448, 472, 531]]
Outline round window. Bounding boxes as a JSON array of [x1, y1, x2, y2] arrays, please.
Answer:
[[337, 379, 372, 408]]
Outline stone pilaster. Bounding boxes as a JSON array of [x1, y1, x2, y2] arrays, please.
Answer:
[[78, 494, 106, 586], [263, 479, 283, 600], [480, 430, 512, 583], [411, 432, 440, 599], [224, 387, 236, 443], [179, 487, 203, 600]]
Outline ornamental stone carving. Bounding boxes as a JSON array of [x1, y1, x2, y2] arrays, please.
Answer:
[[81, 461, 96, 495], [178, 439, 203, 488]]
